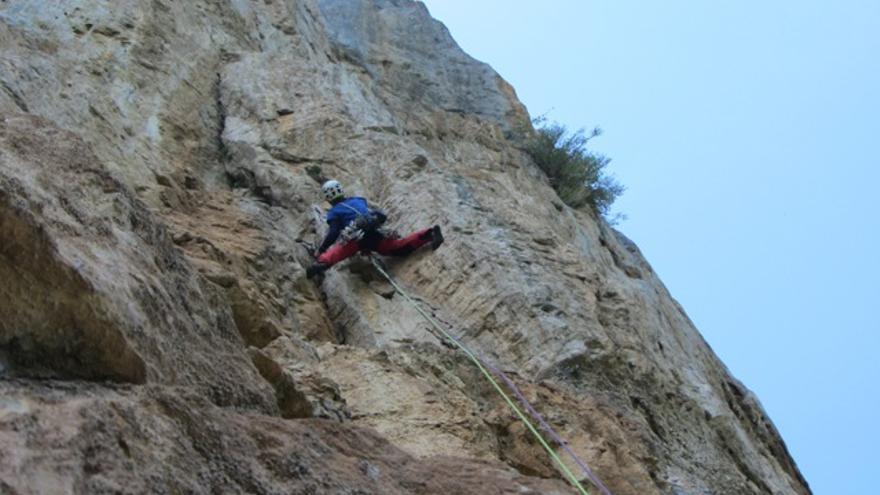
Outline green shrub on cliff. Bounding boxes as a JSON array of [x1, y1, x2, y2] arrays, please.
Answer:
[[524, 118, 624, 217]]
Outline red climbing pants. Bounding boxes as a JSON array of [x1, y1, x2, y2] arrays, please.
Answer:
[[317, 228, 434, 267]]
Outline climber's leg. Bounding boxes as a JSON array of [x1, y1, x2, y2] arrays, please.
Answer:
[[373, 225, 443, 257], [308, 240, 361, 278], [318, 239, 361, 266]]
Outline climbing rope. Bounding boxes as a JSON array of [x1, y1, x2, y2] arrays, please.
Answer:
[[370, 258, 612, 495], [404, 300, 611, 495]]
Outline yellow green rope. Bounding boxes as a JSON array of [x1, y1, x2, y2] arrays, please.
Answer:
[[371, 260, 589, 495]]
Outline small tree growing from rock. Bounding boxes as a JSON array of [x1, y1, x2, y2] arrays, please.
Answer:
[[524, 118, 624, 219]]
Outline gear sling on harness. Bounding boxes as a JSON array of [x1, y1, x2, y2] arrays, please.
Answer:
[[337, 201, 386, 243], [370, 258, 613, 495]]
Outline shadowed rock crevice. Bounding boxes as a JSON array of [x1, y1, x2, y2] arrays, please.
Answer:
[[0, 197, 147, 383], [0, 114, 276, 412]]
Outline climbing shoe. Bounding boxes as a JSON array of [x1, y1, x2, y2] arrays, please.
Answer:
[[431, 225, 444, 250], [306, 263, 328, 279]]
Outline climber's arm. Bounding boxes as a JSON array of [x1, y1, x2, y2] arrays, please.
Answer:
[[317, 219, 342, 255]]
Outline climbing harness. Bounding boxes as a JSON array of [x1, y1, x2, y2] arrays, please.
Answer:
[[337, 202, 387, 243], [370, 258, 613, 495]]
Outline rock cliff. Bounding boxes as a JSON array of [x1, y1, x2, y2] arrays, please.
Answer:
[[0, 1, 810, 494]]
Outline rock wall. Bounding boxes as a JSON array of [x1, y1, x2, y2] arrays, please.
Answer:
[[0, 1, 810, 494]]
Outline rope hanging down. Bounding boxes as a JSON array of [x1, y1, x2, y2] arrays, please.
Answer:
[[370, 257, 613, 495]]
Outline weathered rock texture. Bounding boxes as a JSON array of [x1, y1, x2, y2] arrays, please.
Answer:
[[0, 1, 809, 494]]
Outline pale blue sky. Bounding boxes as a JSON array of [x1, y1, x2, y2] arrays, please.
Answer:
[[421, 1, 879, 493]]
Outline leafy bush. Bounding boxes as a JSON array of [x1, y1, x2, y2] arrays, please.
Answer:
[[523, 119, 624, 217]]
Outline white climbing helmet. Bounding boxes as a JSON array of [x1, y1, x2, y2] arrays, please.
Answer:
[[321, 179, 344, 202]]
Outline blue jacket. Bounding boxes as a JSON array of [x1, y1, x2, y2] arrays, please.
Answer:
[[318, 197, 371, 253]]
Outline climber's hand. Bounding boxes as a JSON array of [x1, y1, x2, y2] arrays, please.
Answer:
[[300, 240, 318, 258]]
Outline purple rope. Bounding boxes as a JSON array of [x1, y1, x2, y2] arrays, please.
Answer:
[[426, 310, 612, 495], [432, 316, 613, 495], [484, 358, 613, 495], [370, 256, 612, 494]]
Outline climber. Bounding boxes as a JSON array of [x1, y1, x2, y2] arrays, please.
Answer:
[[306, 180, 443, 278]]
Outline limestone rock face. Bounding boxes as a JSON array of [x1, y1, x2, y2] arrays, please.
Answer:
[[0, 114, 275, 411], [316, 0, 528, 127], [0, 1, 809, 494]]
